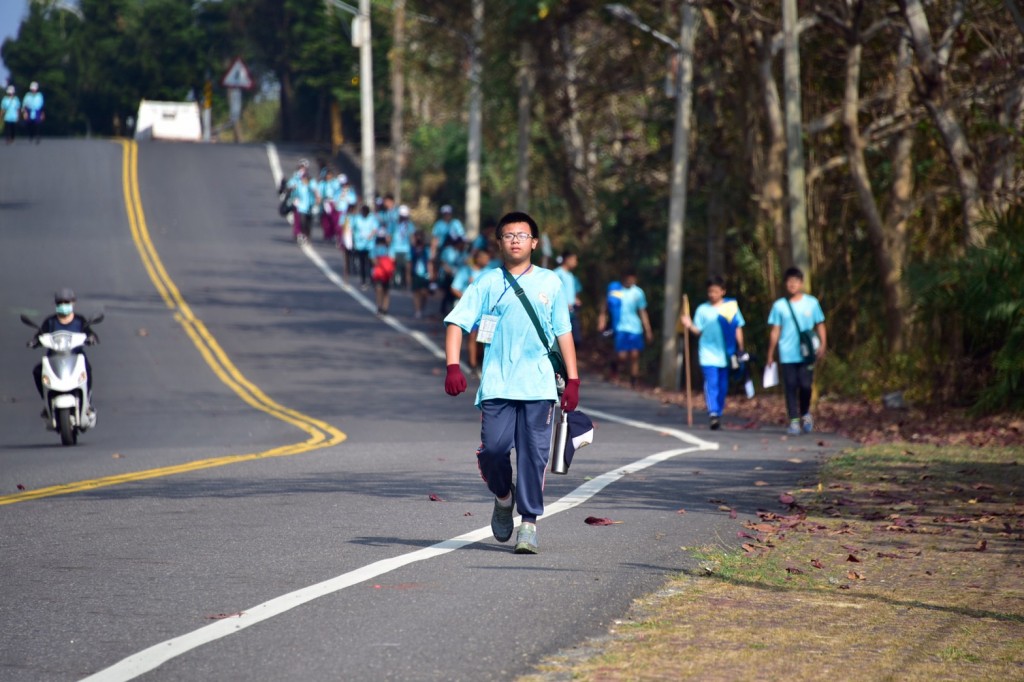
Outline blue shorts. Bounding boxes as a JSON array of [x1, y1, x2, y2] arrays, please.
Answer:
[[615, 331, 645, 353]]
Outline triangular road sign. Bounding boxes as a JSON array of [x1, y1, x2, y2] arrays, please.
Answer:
[[221, 57, 254, 90]]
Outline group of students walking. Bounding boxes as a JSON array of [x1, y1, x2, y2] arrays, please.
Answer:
[[2, 82, 45, 144], [279, 161, 501, 320], [680, 267, 827, 435]]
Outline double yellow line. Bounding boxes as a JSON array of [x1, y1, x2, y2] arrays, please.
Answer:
[[0, 141, 345, 506]]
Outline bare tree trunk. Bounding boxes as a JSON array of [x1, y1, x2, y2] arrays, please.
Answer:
[[757, 32, 790, 274], [391, 0, 406, 203], [840, 18, 908, 353], [898, 0, 983, 245], [515, 42, 534, 211], [555, 24, 601, 241], [464, 0, 484, 239]]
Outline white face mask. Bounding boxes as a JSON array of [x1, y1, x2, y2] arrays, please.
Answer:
[[56, 303, 74, 316]]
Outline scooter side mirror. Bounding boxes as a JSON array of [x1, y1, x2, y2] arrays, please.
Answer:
[[90, 314, 105, 325], [20, 314, 39, 329]]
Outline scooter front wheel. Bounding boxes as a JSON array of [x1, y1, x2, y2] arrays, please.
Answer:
[[56, 408, 77, 446]]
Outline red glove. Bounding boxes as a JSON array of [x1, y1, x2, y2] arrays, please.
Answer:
[[445, 364, 467, 396], [561, 378, 580, 412]]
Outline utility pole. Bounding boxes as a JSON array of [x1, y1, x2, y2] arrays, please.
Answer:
[[391, 0, 405, 203], [782, 0, 810, 287], [515, 42, 534, 211], [464, 0, 484, 240], [357, 0, 376, 204], [606, 3, 699, 391]]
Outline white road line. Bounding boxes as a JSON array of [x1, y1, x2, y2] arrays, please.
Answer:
[[80, 145, 718, 681]]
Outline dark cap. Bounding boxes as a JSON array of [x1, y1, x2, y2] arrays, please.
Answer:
[[55, 288, 76, 303]]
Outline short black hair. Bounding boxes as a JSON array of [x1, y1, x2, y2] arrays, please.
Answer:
[[783, 267, 804, 281], [496, 211, 539, 239], [706, 275, 726, 288], [560, 249, 576, 260], [623, 268, 637, 279]]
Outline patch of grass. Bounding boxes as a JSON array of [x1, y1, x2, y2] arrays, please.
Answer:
[[522, 444, 1024, 681]]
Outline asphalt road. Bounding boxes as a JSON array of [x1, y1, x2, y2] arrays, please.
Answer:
[[0, 138, 852, 681]]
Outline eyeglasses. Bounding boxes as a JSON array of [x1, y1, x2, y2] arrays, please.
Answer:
[[500, 232, 534, 242]]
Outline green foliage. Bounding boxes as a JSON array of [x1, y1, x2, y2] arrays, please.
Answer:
[[907, 207, 1024, 414]]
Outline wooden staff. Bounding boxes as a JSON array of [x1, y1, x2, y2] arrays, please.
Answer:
[[682, 294, 693, 426]]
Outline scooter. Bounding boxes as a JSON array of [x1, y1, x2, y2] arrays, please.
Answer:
[[21, 313, 103, 446]]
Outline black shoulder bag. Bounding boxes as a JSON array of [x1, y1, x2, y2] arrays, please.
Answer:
[[785, 298, 820, 365], [502, 268, 568, 392]]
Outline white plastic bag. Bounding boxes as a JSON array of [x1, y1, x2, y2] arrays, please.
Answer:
[[763, 362, 779, 389]]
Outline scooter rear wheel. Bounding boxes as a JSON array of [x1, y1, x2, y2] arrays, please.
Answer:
[[56, 408, 77, 446]]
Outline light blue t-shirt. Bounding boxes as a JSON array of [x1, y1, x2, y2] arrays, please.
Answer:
[[432, 218, 465, 244], [450, 264, 481, 295], [555, 267, 581, 310], [319, 178, 341, 205], [2, 95, 20, 123], [768, 294, 825, 364], [693, 300, 745, 368], [390, 218, 412, 255], [445, 266, 571, 407], [352, 214, 379, 251], [22, 91, 43, 119], [292, 182, 317, 213], [615, 285, 647, 335]]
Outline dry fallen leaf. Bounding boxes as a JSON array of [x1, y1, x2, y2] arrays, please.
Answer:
[[585, 516, 623, 526], [428, 493, 444, 502], [729, 509, 738, 519], [112, 453, 124, 459], [975, 539, 988, 552], [754, 480, 769, 486], [779, 493, 796, 506], [785, 566, 805, 574], [847, 570, 865, 581], [718, 505, 732, 512], [676, 508, 687, 515], [846, 554, 861, 563], [16, 484, 26, 491], [811, 559, 825, 569]]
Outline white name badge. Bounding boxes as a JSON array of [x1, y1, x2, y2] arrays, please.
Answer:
[[477, 314, 499, 344]]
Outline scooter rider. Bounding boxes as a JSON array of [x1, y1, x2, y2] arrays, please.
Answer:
[[29, 289, 98, 408]]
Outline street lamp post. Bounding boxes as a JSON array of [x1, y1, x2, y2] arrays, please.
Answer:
[[325, 0, 376, 204], [606, 3, 699, 391]]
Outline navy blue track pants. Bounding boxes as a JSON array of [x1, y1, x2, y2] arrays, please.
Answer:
[[476, 399, 554, 522]]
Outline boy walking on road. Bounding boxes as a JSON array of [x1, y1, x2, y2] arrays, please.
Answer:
[[598, 270, 653, 387], [679, 276, 746, 430], [443, 211, 580, 554], [766, 267, 827, 435]]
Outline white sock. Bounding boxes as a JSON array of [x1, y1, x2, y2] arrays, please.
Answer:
[[496, 493, 513, 508]]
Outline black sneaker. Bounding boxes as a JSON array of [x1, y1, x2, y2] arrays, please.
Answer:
[[491, 483, 515, 543], [709, 415, 721, 430]]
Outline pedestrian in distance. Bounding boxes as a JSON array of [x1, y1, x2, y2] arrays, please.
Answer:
[[409, 229, 433, 319], [351, 205, 378, 289], [430, 204, 465, 261], [598, 269, 653, 387], [390, 204, 414, 289], [437, 235, 467, 317], [21, 82, 44, 143], [555, 250, 584, 347], [290, 173, 318, 244], [318, 167, 342, 243], [2, 85, 20, 145], [450, 248, 492, 374], [765, 267, 827, 435], [679, 276, 747, 430], [370, 219, 394, 315], [443, 211, 580, 554]]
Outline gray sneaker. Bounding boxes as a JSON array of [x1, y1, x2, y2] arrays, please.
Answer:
[[514, 522, 539, 554], [801, 414, 814, 434], [491, 483, 515, 543], [786, 420, 801, 436]]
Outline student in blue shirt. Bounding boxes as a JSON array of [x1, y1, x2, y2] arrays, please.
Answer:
[[290, 174, 318, 244], [680, 276, 746, 430], [443, 211, 580, 555], [430, 205, 465, 259], [555, 250, 583, 346], [766, 267, 828, 435], [409, 230, 433, 319], [2, 85, 20, 144], [318, 167, 342, 242], [351, 205, 379, 288], [390, 205, 414, 288], [21, 82, 44, 143], [598, 270, 653, 387]]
